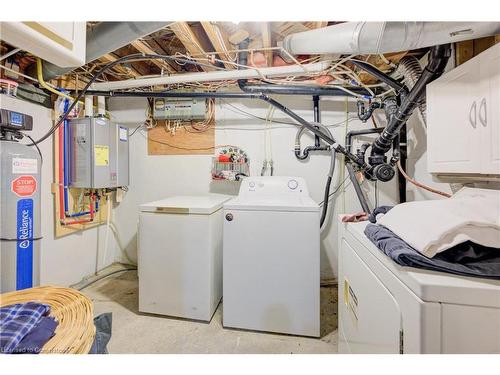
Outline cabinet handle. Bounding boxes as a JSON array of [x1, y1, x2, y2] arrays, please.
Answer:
[[469, 101, 477, 128], [479, 98, 487, 126]]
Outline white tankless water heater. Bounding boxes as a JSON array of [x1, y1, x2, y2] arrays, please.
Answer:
[[0, 108, 41, 293], [223, 176, 320, 337]]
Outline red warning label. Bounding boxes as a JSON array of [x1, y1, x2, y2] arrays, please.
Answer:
[[11, 175, 37, 197]]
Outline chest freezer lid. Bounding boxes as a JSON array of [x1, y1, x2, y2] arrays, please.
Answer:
[[140, 194, 232, 214], [344, 220, 500, 308]]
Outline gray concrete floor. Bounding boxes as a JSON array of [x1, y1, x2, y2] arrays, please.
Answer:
[[82, 269, 338, 354]]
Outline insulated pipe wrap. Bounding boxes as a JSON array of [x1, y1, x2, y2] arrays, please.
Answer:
[[97, 96, 106, 116], [84, 96, 94, 117]]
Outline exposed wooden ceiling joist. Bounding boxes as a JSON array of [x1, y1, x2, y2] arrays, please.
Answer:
[[169, 22, 213, 71], [130, 40, 177, 74], [312, 22, 329, 29], [261, 23, 273, 67], [98, 53, 142, 78], [200, 21, 234, 69]]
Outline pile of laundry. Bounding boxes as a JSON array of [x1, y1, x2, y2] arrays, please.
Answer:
[[361, 187, 500, 278], [0, 302, 58, 354]]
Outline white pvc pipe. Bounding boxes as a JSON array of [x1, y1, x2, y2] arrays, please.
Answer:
[[90, 61, 331, 91], [282, 22, 500, 55], [0, 48, 21, 62], [97, 96, 106, 116], [84, 95, 94, 117]]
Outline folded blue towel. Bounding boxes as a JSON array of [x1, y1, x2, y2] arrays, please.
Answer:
[[0, 302, 51, 353], [365, 223, 500, 279]]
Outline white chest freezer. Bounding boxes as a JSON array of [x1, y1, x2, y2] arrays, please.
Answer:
[[138, 194, 231, 321], [222, 176, 320, 337], [338, 219, 500, 354]]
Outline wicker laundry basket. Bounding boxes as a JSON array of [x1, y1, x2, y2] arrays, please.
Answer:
[[0, 286, 96, 354]]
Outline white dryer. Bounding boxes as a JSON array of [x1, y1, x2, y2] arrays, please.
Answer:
[[223, 176, 320, 337], [338, 219, 500, 354]]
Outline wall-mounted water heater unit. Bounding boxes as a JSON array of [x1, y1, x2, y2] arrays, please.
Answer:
[[0, 108, 41, 293], [68, 117, 130, 188]]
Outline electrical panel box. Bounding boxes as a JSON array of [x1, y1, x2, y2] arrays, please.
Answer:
[[153, 97, 206, 120], [68, 117, 129, 188]]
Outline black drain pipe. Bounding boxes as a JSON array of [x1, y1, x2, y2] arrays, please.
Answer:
[[345, 128, 384, 213], [235, 45, 361, 166], [313, 95, 321, 147], [369, 44, 451, 159], [350, 60, 406, 93], [237, 81, 372, 97]]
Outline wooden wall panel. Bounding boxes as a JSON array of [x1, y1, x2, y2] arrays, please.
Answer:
[[456, 35, 500, 66], [147, 119, 215, 155]]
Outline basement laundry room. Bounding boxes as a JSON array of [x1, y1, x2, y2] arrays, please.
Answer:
[[1, 2, 500, 370]]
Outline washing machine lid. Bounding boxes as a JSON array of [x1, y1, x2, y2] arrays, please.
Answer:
[[140, 194, 232, 214], [224, 176, 319, 212], [224, 196, 319, 212], [344, 220, 500, 308]]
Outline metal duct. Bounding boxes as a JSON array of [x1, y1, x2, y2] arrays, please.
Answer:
[[282, 22, 500, 55], [30, 22, 172, 80]]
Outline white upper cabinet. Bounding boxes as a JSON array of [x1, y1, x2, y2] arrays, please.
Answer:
[[0, 22, 86, 67], [480, 45, 500, 174], [427, 43, 500, 177]]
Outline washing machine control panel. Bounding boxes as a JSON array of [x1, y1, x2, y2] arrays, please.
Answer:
[[239, 176, 308, 196]]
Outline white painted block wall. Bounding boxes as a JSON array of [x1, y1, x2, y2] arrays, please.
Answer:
[[109, 96, 399, 279], [1, 90, 446, 285]]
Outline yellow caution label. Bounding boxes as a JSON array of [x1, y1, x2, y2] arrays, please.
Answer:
[[94, 145, 109, 166], [344, 277, 359, 322]]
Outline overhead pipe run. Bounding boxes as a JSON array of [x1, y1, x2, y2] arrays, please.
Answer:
[[29, 22, 172, 81], [90, 61, 332, 91], [281, 22, 500, 55], [237, 80, 372, 97]]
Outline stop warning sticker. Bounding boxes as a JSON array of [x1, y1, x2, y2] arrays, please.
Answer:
[[11, 175, 37, 197]]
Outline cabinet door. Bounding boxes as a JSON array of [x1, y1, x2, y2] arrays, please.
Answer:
[[479, 43, 500, 175], [427, 60, 482, 174]]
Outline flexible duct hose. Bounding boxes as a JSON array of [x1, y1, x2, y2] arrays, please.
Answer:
[[397, 56, 427, 124]]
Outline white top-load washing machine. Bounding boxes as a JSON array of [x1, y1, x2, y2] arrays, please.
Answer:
[[338, 218, 500, 354], [138, 194, 231, 321], [223, 176, 320, 337]]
